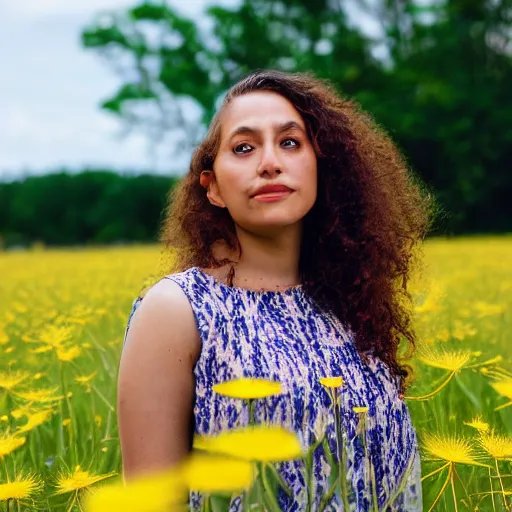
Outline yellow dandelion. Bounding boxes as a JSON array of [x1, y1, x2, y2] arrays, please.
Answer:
[[75, 371, 97, 385], [0, 327, 9, 345], [63, 419, 71, 427], [14, 387, 64, 403], [474, 301, 506, 318], [1, 416, 8, 422], [319, 376, 344, 388], [56, 345, 82, 362], [418, 347, 473, 372], [181, 452, 256, 493], [83, 469, 185, 512], [33, 373, 44, 380], [95, 415, 102, 428], [464, 416, 490, 432], [194, 425, 304, 462], [0, 434, 26, 458], [16, 409, 53, 434], [0, 474, 41, 501], [213, 377, 282, 400], [31, 346, 53, 354], [490, 378, 512, 410], [55, 465, 117, 494], [423, 432, 487, 467], [4, 347, 15, 354], [0, 370, 30, 391], [38, 324, 74, 349], [479, 430, 512, 460]]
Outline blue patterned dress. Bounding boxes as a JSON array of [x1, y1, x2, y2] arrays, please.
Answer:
[[123, 266, 422, 511]]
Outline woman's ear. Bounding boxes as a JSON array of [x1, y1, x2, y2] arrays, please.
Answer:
[[200, 170, 226, 208]]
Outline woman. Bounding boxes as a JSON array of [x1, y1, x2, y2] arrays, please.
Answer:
[[118, 69, 434, 511]]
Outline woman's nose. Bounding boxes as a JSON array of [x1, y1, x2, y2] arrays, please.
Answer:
[[257, 145, 282, 176]]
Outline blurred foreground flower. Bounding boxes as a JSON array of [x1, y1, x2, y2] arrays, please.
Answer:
[[194, 425, 304, 462], [84, 469, 185, 512], [319, 376, 344, 388], [182, 452, 256, 492], [0, 474, 41, 501], [213, 378, 282, 399]]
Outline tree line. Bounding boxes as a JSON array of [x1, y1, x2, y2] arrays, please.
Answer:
[[0, 171, 178, 248]]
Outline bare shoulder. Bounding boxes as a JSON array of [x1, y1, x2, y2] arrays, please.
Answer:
[[118, 277, 201, 475], [122, 277, 201, 365]]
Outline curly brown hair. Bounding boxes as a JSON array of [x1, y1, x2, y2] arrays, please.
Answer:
[[159, 69, 436, 393]]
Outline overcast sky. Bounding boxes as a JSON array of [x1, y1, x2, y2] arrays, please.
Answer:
[[0, 0, 378, 181]]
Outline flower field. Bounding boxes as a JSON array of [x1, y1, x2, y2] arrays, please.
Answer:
[[0, 236, 510, 511]]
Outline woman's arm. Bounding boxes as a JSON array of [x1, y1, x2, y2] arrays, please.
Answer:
[[117, 279, 202, 481]]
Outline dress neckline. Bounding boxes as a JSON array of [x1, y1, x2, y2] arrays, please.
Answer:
[[192, 266, 304, 297]]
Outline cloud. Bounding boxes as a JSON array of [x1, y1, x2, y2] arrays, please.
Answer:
[[4, 0, 136, 19]]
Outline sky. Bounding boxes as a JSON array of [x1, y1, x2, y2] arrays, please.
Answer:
[[0, 0, 379, 181]]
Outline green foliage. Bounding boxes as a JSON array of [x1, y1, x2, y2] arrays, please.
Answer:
[[78, 0, 512, 235], [0, 171, 178, 247]]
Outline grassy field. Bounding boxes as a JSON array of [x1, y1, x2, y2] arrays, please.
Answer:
[[0, 236, 511, 511]]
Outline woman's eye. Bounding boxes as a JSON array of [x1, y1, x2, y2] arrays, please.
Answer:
[[233, 143, 253, 154], [281, 138, 300, 148]]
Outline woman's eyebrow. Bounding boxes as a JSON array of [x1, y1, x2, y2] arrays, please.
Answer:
[[228, 120, 304, 140]]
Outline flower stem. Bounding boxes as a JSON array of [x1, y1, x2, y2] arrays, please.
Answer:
[[333, 392, 350, 511], [495, 459, 509, 510], [450, 465, 459, 512], [405, 370, 456, 401], [488, 466, 496, 512]]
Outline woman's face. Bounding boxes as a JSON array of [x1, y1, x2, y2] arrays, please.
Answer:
[[207, 91, 318, 236]]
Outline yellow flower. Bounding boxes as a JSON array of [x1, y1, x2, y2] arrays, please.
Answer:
[[418, 347, 473, 372], [194, 425, 304, 462], [83, 470, 185, 512], [16, 410, 53, 434], [95, 415, 103, 428], [463, 416, 489, 432], [55, 465, 117, 494], [56, 345, 82, 362], [0, 435, 26, 458], [75, 371, 97, 385], [14, 387, 64, 403], [181, 452, 256, 492], [213, 377, 282, 399], [0, 474, 41, 501], [0, 371, 30, 390], [319, 376, 344, 388], [479, 430, 512, 460], [423, 432, 487, 467], [38, 324, 74, 349], [474, 301, 506, 318], [353, 406, 369, 414], [490, 378, 512, 410], [63, 419, 71, 427]]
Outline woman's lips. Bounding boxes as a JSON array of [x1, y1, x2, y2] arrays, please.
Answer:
[[252, 190, 293, 202]]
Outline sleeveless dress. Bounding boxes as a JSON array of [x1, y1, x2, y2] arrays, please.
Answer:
[[123, 266, 422, 511]]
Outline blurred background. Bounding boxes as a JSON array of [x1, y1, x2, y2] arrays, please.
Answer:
[[0, 0, 511, 248]]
